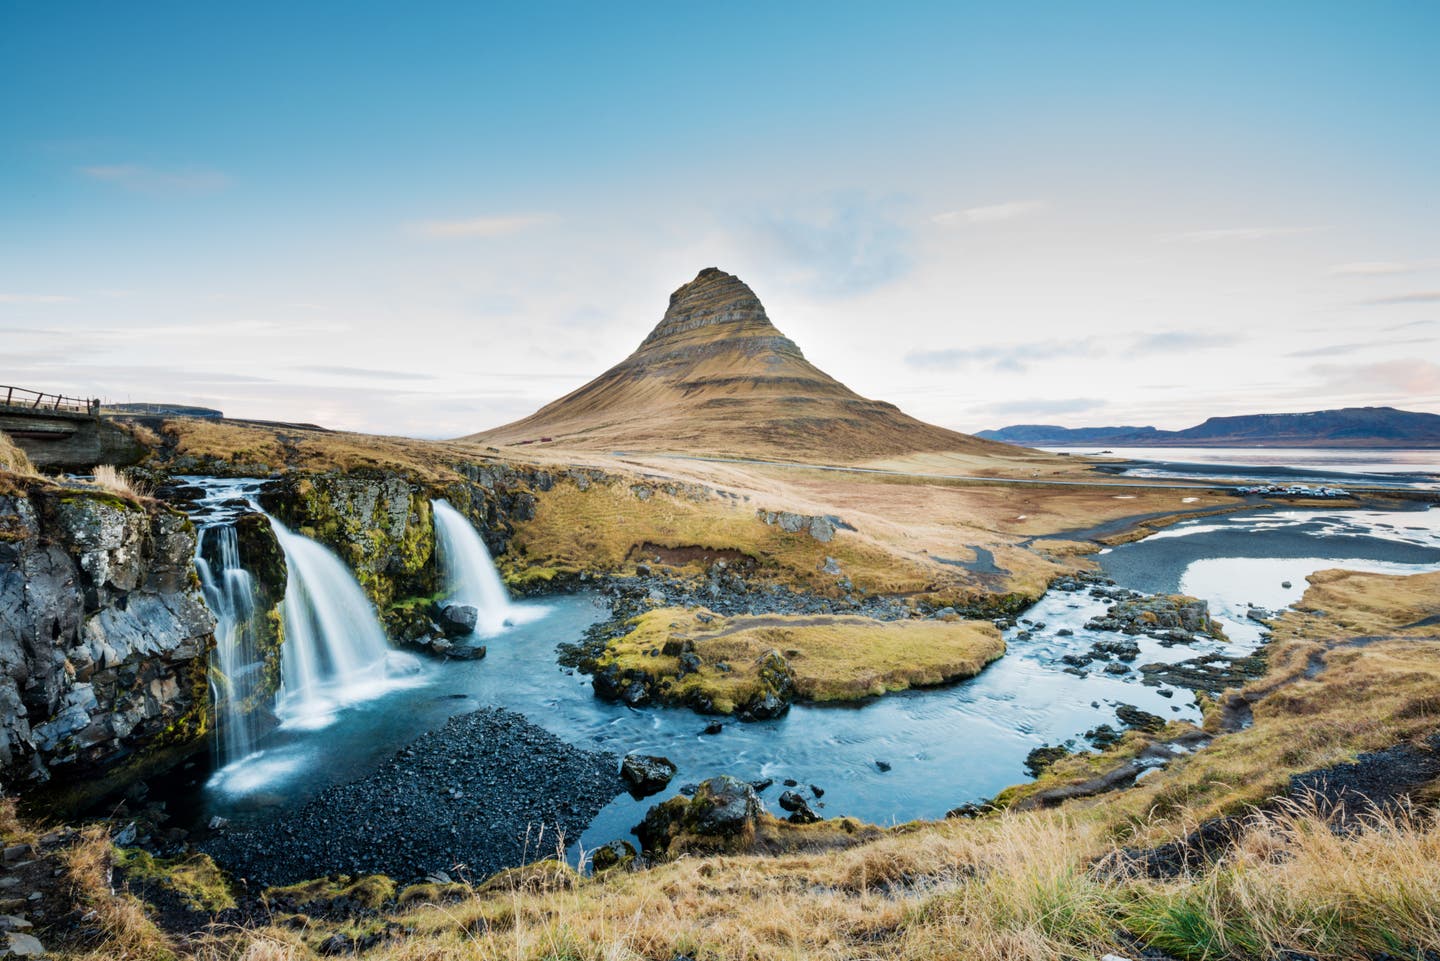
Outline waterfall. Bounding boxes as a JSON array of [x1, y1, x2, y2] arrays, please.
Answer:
[[267, 514, 423, 731], [196, 523, 266, 763], [432, 499, 541, 635]]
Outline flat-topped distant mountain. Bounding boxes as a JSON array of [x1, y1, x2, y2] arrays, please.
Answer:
[[978, 407, 1440, 449], [469, 268, 1018, 461]]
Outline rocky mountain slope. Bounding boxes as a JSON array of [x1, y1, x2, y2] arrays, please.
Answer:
[[980, 406, 1440, 448], [469, 268, 1015, 461]]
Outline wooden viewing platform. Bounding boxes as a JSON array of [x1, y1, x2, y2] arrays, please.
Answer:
[[0, 384, 100, 419], [0, 384, 143, 469]]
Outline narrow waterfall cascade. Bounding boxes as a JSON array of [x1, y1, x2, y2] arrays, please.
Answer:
[[432, 499, 543, 635], [195, 523, 266, 764], [266, 514, 424, 731]]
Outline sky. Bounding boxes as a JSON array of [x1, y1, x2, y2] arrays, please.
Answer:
[[3, 1, 1438, 437]]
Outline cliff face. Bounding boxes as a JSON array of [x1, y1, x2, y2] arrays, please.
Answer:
[[468, 268, 1016, 461], [0, 483, 216, 799], [257, 463, 557, 643]]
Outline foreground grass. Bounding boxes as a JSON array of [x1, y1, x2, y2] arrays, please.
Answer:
[[100, 804, 1431, 960]]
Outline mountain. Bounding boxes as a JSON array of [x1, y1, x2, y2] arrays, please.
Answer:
[[978, 407, 1440, 448], [469, 268, 1015, 460]]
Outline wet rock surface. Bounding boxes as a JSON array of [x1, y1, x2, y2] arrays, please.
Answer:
[[203, 707, 624, 886], [634, 775, 762, 856], [0, 483, 216, 795], [620, 753, 677, 798]]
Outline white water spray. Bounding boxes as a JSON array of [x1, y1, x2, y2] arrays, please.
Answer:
[[196, 523, 265, 763], [267, 515, 423, 731], [432, 499, 542, 635]]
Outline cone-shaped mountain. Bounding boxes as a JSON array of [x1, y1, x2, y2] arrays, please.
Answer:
[[470, 268, 1009, 460]]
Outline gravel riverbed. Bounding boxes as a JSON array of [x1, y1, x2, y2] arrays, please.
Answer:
[[204, 707, 625, 887]]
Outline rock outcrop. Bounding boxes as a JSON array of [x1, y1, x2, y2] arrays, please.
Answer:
[[0, 482, 215, 801], [634, 775, 763, 856]]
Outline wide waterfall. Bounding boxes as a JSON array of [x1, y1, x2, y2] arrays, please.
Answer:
[[267, 515, 423, 731], [196, 522, 266, 763], [432, 499, 541, 635]]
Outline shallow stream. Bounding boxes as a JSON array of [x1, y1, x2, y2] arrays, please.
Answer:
[[174, 493, 1440, 855]]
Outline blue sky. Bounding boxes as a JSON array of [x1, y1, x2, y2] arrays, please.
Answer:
[[3, 2, 1438, 435]]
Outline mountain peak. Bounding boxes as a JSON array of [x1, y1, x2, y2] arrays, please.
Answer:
[[636, 268, 801, 360], [468, 268, 1009, 461]]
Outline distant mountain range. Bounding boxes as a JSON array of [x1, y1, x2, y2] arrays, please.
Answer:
[[978, 407, 1440, 449]]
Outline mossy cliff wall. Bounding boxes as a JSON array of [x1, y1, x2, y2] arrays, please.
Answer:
[[256, 463, 557, 640], [0, 482, 216, 801]]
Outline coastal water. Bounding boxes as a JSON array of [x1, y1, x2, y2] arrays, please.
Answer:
[[179, 490, 1440, 855], [1045, 446, 1440, 490]]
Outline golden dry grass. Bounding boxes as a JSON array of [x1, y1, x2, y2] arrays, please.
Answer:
[[91, 464, 154, 501], [602, 607, 1005, 709], [0, 429, 36, 476]]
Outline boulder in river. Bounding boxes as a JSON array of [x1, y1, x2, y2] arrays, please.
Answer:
[[620, 753, 677, 798], [633, 775, 761, 856], [438, 603, 479, 637], [778, 790, 821, 824]]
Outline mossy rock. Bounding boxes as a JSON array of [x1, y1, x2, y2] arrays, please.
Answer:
[[115, 847, 237, 914]]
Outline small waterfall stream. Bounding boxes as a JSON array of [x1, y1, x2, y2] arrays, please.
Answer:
[[432, 499, 542, 634], [267, 515, 422, 731], [196, 524, 265, 762], [185, 477, 424, 785]]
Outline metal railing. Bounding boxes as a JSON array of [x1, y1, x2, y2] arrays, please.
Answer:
[[0, 385, 100, 416]]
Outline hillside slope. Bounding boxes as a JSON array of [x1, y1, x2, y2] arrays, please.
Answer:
[[469, 268, 1020, 461]]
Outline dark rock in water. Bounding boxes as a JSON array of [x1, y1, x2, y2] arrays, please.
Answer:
[[438, 603, 479, 637], [1115, 703, 1167, 733], [590, 839, 637, 873], [1084, 724, 1123, 750], [203, 707, 624, 887], [1140, 652, 1266, 696], [701, 721, 724, 736], [634, 775, 761, 856], [777, 790, 807, 813], [620, 753, 677, 798], [810, 784, 824, 798], [778, 789, 821, 823], [874, 760, 892, 773], [1025, 745, 1070, 778], [750, 778, 774, 792]]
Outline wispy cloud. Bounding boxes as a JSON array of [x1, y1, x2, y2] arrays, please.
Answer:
[[1357, 291, 1440, 307], [80, 164, 231, 194], [1288, 336, 1434, 359], [294, 365, 435, 381], [1329, 261, 1413, 276], [0, 293, 76, 304], [932, 200, 1047, 225], [905, 338, 1099, 373], [981, 397, 1106, 417], [405, 213, 554, 239], [1312, 359, 1440, 397], [1132, 331, 1239, 352], [751, 193, 914, 296], [1160, 225, 1326, 243]]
